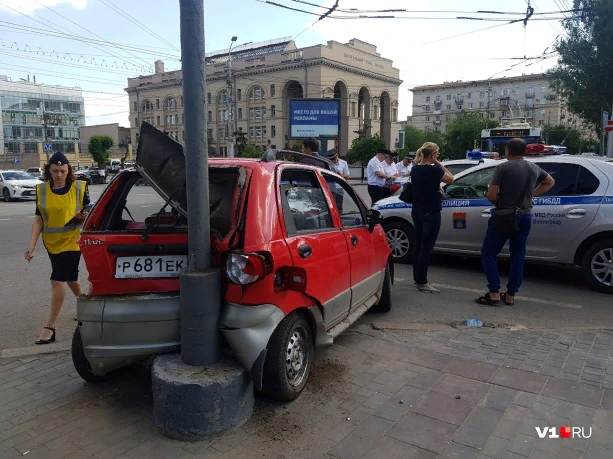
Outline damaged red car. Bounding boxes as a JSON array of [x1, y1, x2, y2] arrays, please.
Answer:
[[73, 123, 393, 401]]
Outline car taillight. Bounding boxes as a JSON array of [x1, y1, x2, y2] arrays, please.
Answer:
[[274, 267, 307, 292], [226, 252, 267, 285]]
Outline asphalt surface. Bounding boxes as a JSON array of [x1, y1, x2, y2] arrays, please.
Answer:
[[0, 180, 611, 351]]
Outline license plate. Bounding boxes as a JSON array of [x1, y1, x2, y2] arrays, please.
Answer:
[[115, 255, 187, 279]]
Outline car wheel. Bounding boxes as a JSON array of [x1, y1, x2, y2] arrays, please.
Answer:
[[2, 188, 11, 202], [72, 327, 113, 383], [262, 312, 314, 401], [581, 240, 613, 294], [384, 221, 413, 263], [372, 262, 392, 312]]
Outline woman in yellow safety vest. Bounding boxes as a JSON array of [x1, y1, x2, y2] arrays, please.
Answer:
[[25, 153, 89, 345]]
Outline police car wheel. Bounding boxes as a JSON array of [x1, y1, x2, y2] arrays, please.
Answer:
[[2, 188, 11, 202], [71, 326, 114, 383], [384, 221, 413, 263], [581, 240, 613, 294]]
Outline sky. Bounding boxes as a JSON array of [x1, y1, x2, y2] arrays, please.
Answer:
[[0, 0, 571, 126]]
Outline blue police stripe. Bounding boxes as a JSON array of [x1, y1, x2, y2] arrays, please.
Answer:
[[375, 196, 613, 210]]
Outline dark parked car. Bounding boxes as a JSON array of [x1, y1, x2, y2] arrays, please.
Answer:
[[76, 169, 106, 185]]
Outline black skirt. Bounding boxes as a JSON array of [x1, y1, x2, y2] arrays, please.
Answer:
[[48, 251, 81, 282]]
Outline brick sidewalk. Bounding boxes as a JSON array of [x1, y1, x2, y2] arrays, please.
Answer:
[[2, 326, 613, 459]]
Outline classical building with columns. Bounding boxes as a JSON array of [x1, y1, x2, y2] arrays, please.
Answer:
[[125, 37, 403, 157]]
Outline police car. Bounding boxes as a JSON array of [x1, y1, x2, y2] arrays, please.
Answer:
[[375, 156, 613, 293]]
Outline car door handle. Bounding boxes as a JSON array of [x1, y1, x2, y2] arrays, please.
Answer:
[[481, 208, 494, 217], [298, 244, 312, 258], [351, 235, 358, 246], [567, 208, 587, 218]]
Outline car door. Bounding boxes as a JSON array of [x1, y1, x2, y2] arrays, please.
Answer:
[[436, 166, 497, 253], [321, 173, 380, 311], [523, 161, 606, 259], [279, 167, 352, 329]]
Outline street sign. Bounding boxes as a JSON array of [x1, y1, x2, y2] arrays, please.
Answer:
[[603, 111, 609, 127], [43, 144, 53, 152], [288, 98, 341, 139], [12, 157, 19, 164], [605, 120, 613, 133]]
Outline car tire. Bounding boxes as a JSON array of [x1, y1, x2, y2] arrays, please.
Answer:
[[261, 312, 314, 401], [72, 327, 113, 383], [2, 188, 11, 202], [384, 221, 413, 263], [372, 262, 392, 313], [581, 239, 613, 294]]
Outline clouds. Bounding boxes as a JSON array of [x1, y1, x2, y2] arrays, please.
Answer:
[[0, 0, 87, 15]]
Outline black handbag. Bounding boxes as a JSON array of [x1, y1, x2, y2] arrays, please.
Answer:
[[399, 180, 413, 204], [494, 167, 533, 234]]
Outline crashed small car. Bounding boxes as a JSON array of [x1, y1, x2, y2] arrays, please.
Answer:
[[73, 123, 393, 400]]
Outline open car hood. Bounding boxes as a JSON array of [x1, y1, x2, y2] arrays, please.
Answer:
[[136, 122, 187, 217]]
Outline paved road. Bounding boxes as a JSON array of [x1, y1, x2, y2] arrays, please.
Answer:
[[0, 181, 611, 351]]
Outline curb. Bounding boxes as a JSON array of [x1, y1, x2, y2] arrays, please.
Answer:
[[0, 341, 71, 359]]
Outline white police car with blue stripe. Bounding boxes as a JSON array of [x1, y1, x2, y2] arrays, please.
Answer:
[[374, 156, 613, 293]]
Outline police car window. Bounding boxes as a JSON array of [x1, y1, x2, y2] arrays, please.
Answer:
[[280, 170, 333, 233], [536, 163, 579, 196], [323, 174, 365, 227], [575, 166, 599, 195], [446, 164, 476, 175], [444, 167, 495, 199]]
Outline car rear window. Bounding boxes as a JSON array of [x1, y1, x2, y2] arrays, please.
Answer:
[[537, 163, 600, 196]]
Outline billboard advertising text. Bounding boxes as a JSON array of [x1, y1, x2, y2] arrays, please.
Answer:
[[289, 99, 341, 139]]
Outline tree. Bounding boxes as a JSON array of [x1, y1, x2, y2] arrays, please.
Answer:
[[241, 144, 261, 158], [400, 126, 425, 153], [444, 113, 498, 159], [542, 125, 584, 153], [548, 0, 613, 133], [234, 131, 247, 157], [346, 133, 386, 164], [289, 141, 302, 152], [88, 135, 114, 167]]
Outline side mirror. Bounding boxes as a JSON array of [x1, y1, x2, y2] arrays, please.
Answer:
[[366, 209, 382, 232]]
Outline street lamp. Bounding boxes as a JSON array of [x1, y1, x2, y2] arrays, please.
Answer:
[[226, 37, 252, 157]]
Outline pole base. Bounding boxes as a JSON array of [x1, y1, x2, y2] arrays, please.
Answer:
[[152, 352, 254, 441]]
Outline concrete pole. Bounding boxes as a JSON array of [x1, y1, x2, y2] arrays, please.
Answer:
[[179, 0, 221, 365]]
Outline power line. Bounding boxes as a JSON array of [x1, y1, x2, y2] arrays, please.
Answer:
[[0, 64, 126, 85], [98, 0, 180, 52]]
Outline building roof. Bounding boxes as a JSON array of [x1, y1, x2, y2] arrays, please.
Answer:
[[410, 73, 549, 92], [205, 37, 294, 64]]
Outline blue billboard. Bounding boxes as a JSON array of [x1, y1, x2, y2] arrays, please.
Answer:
[[289, 98, 341, 139]]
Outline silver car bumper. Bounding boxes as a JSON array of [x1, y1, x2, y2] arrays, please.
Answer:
[[76, 293, 180, 376]]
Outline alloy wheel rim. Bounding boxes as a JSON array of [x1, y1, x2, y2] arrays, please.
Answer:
[[386, 229, 410, 258], [285, 326, 308, 387], [591, 248, 613, 287]]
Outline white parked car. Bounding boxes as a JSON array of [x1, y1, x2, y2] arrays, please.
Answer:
[[26, 167, 44, 181], [0, 170, 43, 202]]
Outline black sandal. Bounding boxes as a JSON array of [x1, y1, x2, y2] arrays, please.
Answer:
[[501, 293, 515, 306], [475, 293, 500, 306], [35, 327, 56, 345]]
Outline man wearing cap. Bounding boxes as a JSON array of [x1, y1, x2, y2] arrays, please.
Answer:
[[324, 148, 350, 212], [395, 155, 413, 178], [382, 150, 399, 198], [367, 148, 393, 206], [25, 152, 90, 345]]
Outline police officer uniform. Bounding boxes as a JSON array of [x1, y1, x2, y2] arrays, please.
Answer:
[[366, 149, 388, 205]]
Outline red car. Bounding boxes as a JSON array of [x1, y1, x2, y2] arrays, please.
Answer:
[[73, 124, 393, 401]]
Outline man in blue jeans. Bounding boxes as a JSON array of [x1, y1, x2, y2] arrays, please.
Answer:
[[476, 138, 555, 306]]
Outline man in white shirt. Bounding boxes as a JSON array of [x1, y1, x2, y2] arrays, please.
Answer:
[[324, 149, 350, 212], [367, 148, 393, 205], [395, 155, 413, 177], [382, 151, 399, 198]]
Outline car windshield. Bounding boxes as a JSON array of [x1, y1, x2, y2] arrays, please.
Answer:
[[2, 171, 35, 180]]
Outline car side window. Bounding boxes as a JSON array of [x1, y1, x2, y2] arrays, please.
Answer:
[[323, 174, 366, 228], [575, 166, 600, 195], [536, 163, 579, 196], [444, 167, 495, 200], [280, 169, 334, 235]]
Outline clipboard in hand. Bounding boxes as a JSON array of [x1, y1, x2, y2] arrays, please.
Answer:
[[64, 202, 94, 228]]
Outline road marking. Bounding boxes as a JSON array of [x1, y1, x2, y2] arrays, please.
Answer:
[[0, 218, 9, 221], [431, 283, 583, 309]]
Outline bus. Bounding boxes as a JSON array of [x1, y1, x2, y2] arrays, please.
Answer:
[[479, 117, 541, 156]]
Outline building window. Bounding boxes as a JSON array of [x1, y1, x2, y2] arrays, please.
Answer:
[[250, 87, 263, 101], [351, 102, 356, 117], [425, 116, 430, 122], [156, 99, 160, 109], [392, 109, 397, 122], [490, 112, 496, 118], [446, 115, 450, 121], [468, 102, 473, 109], [446, 94, 451, 100], [219, 128, 225, 140], [446, 105, 451, 111], [157, 116, 160, 126], [208, 110, 212, 121], [207, 93, 211, 104], [435, 95, 440, 101], [182, 130, 184, 140], [249, 108, 254, 119], [238, 108, 242, 120], [182, 113, 184, 124], [134, 118, 138, 126], [249, 126, 254, 138], [502, 89, 509, 96], [435, 115, 440, 121], [237, 89, 241, 101], [271, 105, 275, 117], [424, 105, 430, 111], [467, 93, 472, 99], [270, 84, 275, 97], [479, 102, 485, 108], [425, 96, 430, 102], [133, 102, 137, 111], [271, 125, 276, 137], [540, 108, 545, 116], [538, 120, 544, 126], [480, 91, 485, 98]]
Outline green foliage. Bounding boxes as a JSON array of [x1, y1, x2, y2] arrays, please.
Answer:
[[548, 0, 613, 133], [346, 134, 386, 164], [241, 144, 262, 158], [234, 131, 247, 157], [542, 125, 583, 153], [444, 113, 498, 159], [400, 126, 425, 153], [289, 142, 303, 153], [88, 135, 114, 167]]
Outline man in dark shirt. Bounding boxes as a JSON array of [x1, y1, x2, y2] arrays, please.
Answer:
[[477, 138, 555, 306]]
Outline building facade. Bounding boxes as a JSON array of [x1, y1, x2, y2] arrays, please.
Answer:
[[409, 73, 589, 136], [125, 38, 403, 157], [0, 76, 85, 156], [79, 123, 132, 162]]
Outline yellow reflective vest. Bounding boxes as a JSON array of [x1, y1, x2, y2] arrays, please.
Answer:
[[36, 180, 85, 254]]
